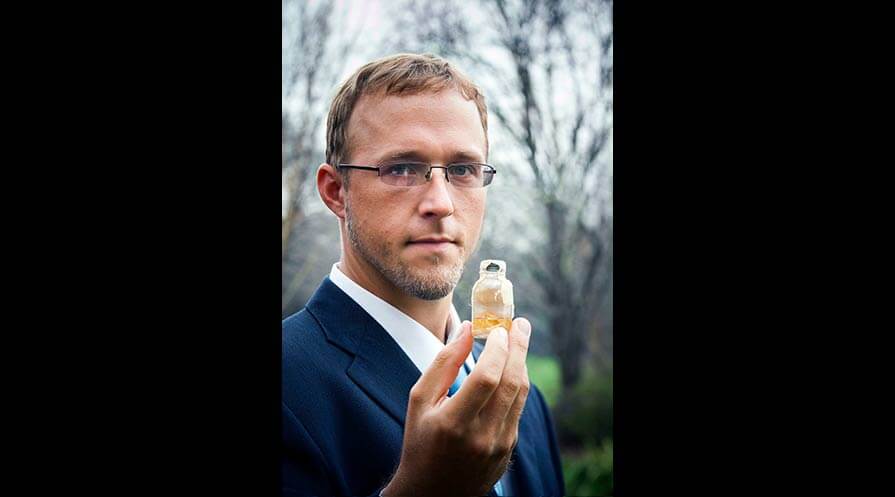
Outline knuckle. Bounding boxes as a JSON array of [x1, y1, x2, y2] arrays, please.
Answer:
[[470, 436, 493, 458], [502, 370, 526, 393], [439, 417, 464, 440], [475, 369, 501, 390], [504, 431, 520, 454], [503, 376, 521, 393], [408, 384, 426, 404], [430, 350, 450, 368], [498, 438, 515, 456]]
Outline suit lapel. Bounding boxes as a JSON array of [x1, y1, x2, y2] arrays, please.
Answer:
[[306, 277, 422, 427], [346, 325, 421, 427]]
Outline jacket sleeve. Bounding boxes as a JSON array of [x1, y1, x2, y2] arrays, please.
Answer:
[[534, 385, 566, 497], [282, 402, 388, 497]]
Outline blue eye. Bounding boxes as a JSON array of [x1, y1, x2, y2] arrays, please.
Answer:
[[450, 164, 474, 176], [383, 163, 420, 176]]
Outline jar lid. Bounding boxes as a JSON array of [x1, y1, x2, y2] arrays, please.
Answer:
[[479, 259, 506, 274]]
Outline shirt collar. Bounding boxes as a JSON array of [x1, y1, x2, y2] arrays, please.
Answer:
[[329, 263, 476, 374]]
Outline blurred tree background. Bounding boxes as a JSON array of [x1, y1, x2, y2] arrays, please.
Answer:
[[283, 0, 612, 494]]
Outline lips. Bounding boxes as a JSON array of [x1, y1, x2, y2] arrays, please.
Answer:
[[409, 236, 455, 244], [406, 235, 458, 253]]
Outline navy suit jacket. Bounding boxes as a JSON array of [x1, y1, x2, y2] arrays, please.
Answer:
[[282, 277, 565, 496]]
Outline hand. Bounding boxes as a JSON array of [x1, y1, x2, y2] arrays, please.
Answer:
[[381, 318, 532, 497]]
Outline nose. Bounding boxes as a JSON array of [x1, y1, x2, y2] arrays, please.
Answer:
[[417, 167, 455, 219]]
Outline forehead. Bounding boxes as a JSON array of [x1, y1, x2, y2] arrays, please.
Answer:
[[347, 90, 487, 163]]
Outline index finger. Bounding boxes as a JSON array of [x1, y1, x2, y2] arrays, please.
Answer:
[[444, 326, 509, 418], [479, 317, 532, 425]]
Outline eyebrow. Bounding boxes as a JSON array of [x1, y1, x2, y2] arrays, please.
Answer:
[[377, 149, 486, 164]]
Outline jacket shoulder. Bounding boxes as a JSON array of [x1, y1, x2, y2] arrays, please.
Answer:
[[282, 307, 345, 369], [282, 307, 320, 348]]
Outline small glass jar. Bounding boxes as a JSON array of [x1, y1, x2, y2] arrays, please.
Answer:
[[471, 260, 514, 340]]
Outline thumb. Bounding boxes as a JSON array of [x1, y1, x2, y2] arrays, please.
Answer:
[[414, 321, 473, 405]]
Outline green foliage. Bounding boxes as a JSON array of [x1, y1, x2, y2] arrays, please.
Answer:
[[526, 354, 561, 408], [562, 439, 613, 496], [529, 357, 613, 496], [558, 369, 613, 446], [557, 371, 613, 495]]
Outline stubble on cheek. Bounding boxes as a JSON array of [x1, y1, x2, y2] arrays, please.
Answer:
[[345, 202, 467, 301]]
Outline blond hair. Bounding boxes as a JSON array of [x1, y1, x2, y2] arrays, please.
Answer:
[[325, 53, 488, 183]]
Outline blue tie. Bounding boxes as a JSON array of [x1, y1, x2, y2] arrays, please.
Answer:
[[447, 362, 468, 397], [447, 362, 505, 496]]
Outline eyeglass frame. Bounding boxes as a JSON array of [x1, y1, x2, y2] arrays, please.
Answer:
[[336, 161, 497, 188]]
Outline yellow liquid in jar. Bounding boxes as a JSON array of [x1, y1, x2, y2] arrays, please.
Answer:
[[472, 315, 513, 335]]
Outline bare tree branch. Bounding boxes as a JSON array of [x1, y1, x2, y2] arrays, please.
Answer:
[[386, 0, 613, 390]]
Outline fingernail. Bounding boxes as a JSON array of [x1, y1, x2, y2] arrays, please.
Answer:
[[496, 327, 508, 344], [516, 319, 531, 338]]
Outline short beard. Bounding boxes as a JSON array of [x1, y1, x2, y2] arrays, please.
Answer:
[[346, 204, 465, 300]]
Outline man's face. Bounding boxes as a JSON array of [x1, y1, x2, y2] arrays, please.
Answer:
[[342, 90, 488, 300]]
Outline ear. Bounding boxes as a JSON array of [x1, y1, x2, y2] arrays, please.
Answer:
[[317, 163, 346, 219]]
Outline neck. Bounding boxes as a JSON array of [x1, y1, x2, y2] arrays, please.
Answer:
[[338, 249, 453, 344]]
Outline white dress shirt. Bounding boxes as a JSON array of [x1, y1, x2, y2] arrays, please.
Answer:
[[329, 263, 476, 374]]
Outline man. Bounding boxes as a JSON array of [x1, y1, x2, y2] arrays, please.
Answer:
[[282, 53, 565, 497]]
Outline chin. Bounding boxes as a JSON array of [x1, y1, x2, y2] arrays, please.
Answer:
[[394, 258, 464, 300]]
